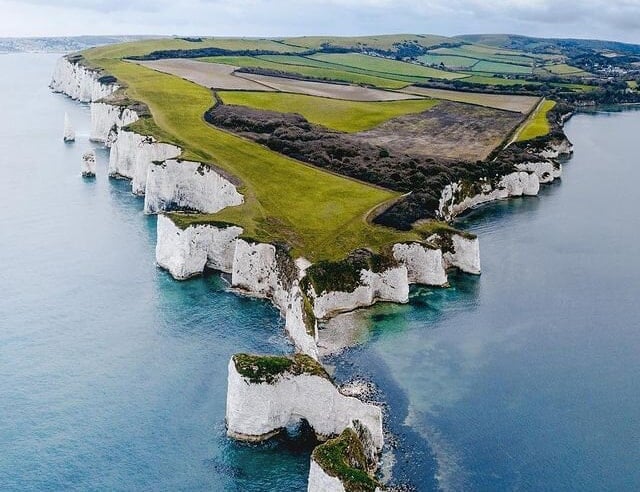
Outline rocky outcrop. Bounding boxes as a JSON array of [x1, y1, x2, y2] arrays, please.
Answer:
[[437, 171, 540, 221], [144, 159, 243, 214], [392, 242, 448, 286], [541, 138, 573, 159], [156, 217, 319, 357], [63, 112, 75, 142], [308, 460, 347, 492], [155, 215, 242, 279], [50, 56, 117, 103], [443, 233, 481, 275], [90, 102, 138, 143], [516, 160, 562, 184], [309, 266, 409, 320], [308, 423, 381, 492], [109, 131, 181, 195], [81, 150, 96, 177], [226, 354, 384, 450]]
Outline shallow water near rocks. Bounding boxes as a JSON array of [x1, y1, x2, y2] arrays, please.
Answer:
[[1, 53, 639, 491]]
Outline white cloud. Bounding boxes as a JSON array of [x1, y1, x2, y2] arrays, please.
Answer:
[[0, 0, 639, 43]]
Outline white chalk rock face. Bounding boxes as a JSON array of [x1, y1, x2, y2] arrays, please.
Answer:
[[226, 358, 384, 449], [312, 266, 409, 320], [144, 159, 243, 214], [308, 461, 345, 492], [90, 102, 139, 143], [392, 242, 447, 286], [231, 240, 319, 357], [516, 161, 562, 184], [541, 138, 574, 159], [437, 171, 541, 221], [81, 151, 96, 177], [444, 234, 481, 275], [63, 113, 75, 142], [50, 57, 117, 103], [285, 284, 319, 360], [502, 171, 540, 197], [232, 239, 283, 303], [109, 131, 181, 195], [156, 215, 243, 280]]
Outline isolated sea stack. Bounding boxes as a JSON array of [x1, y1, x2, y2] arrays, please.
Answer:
[[81, 150, 96, 177], [63, 112, 75, 142]]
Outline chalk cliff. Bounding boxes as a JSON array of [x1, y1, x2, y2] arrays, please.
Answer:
[[226, 354, 384, 449], [90, 102, 138, 143], [144, 160, 243, 214], [50, 56, 117, 103], [437, 171, 540, 221]]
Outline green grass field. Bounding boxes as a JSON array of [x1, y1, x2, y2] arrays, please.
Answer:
[[83, 44, 422, 261], [516, 99, 556, 141], [309, 53, 466, 80], [217, 91, 438, 132], [459, 75, 540, 86], [431, 46, 535, 66], [418, 54, 478, 68], [543, 63, 590, 76], [471, 60, 532, 74]]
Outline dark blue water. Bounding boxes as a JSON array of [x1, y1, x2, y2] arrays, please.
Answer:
[[332, 109, 640, 490], [0, 54, 312, 491]]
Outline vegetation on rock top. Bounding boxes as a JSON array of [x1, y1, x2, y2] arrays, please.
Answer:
[[312, 428, 381, 492], [232, 353, 329, 384]]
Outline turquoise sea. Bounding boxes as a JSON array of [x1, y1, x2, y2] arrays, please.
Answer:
[[1, 53, 639, 490]]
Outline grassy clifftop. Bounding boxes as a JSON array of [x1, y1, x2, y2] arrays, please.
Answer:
[[83, 42, 425, 261]]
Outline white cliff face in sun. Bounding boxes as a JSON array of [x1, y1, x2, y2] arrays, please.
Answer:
[[226, 358, 384, 450], [50, 57, 117, 103], [144, 159, 244, 214], [108, 131, 181, 196], [311, 266, 410, 320], [90, 102, 139, 143], [392, 242, 448, 286]]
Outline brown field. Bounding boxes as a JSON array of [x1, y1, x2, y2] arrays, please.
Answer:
[[236, 72, 419, 101], [135, 59, 274, 91], [353, 101, 523, 162], [400, 86, 540, 113]]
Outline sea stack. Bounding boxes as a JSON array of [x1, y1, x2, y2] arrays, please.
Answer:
[[63, 112, 75, 142], [81, 150, 96, 177]]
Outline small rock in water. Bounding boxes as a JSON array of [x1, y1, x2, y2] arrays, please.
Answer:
[[81, 150, 96, 177], [63, 112, 75, 142]]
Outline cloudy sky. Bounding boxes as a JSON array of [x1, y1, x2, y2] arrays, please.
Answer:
[[1, 0, 639, 43]]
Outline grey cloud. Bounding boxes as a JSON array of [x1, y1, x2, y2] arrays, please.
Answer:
[[0, 0, 639, 42]]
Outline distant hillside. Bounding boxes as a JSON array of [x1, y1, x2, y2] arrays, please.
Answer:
[[456, 34, 640, 57]]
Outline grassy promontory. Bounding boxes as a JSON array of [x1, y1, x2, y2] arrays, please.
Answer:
[[82, 42, 427, 262]]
